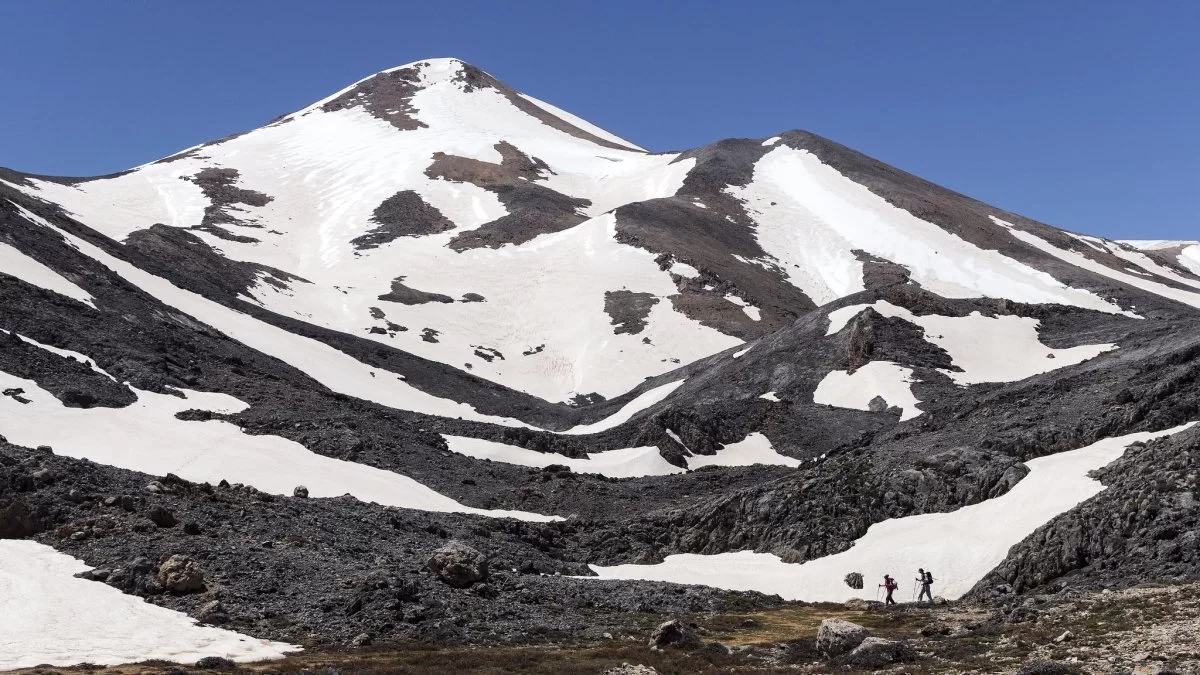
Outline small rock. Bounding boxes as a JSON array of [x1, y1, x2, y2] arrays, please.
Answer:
[[920, 621, 951, 637], [1133, 665, 1176, 675], [1053, 630, 1073, 643], [183, 521, 202, 535], [350, 632, 372, 646], [1017, 661, 1080, 675], [604, 665, 658, 675], [740, 618, 759, 627], [842, 597, 869, 610], [197, 600, 229, 624], [816, 617, 869, 656], [293, 485, 309, 498], [195, 656, 237, 670], [845, 637, 916, 668], [844, 571, 864, 589]]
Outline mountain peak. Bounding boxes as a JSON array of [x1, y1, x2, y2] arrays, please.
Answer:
[[277, 57, 644, 152]]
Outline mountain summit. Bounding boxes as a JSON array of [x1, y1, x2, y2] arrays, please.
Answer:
[[2, 58, 1200, 668]]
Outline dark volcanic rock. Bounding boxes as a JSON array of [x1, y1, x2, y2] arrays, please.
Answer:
[[844, 637, 916, 667], [425, 141, 591, 251], [648, 619, 700, 648], [604, 290, 659, 335], [378, 276, 455, 305], [352, 190, 455, 249], [0, 497, 38, 538]]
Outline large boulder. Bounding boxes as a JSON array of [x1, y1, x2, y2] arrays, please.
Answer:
[[846, 637, 916, 667], [157, 555, 206, 594], [0, 498, 38, 538], [425, 541, 487, 588], [147, 505, 177, 528], [816, 617, 869, 656], [648, 619, 700, 648]]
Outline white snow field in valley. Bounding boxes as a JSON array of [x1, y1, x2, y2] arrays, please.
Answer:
[[0, 541, 294, 669], [812, 361, 923, 420], [588, 424, 1195, 601]]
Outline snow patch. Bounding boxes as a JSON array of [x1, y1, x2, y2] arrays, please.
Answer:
[[443, 435, 683, 478], [668, 261, 700, 278], [560, 380, 684, 435], [517, 93, 646, 152], [684, 432, 801, 470], [588, 424, 1195, 601], [759, 391, 780, 402], [996, 216, 1200, 311], [826, 300, 1118, 385], [0, 241, 95, 308], [730, 147, 1126, 313], [0, 540, 295, 669], [813, 362, 922, 420]]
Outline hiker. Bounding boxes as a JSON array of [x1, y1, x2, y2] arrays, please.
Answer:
[[879, 574, 897, 605], [917, 568, 934, 603]]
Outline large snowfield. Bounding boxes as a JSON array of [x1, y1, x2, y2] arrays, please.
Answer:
[[0, 540, 296, 669], [0, 342, 558, 522], [588, 424, 1196, 601]]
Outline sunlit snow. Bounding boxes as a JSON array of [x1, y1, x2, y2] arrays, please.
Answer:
[[0, 541, 296, 669], [0, 366, 557, 522], [996, 216, 1200, 311], [0, 242, 95, 308], [825, 300, 1117, 385], [728, 147, 1127, 313]]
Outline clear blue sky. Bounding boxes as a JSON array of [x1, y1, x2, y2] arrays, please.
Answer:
[[1, 1, 1196, 240]]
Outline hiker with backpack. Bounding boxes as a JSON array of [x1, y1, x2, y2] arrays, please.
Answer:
[[879, 574, 898, 605], [917, 568, 934, 603]]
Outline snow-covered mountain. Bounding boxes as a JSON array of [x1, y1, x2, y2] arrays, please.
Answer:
[[3, 58, 1200, 667]]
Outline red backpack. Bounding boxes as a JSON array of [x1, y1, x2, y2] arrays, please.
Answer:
[[885, 578, 897, 591]]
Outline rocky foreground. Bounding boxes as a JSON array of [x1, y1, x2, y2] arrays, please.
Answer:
[[7, 580, 1200, 674]]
